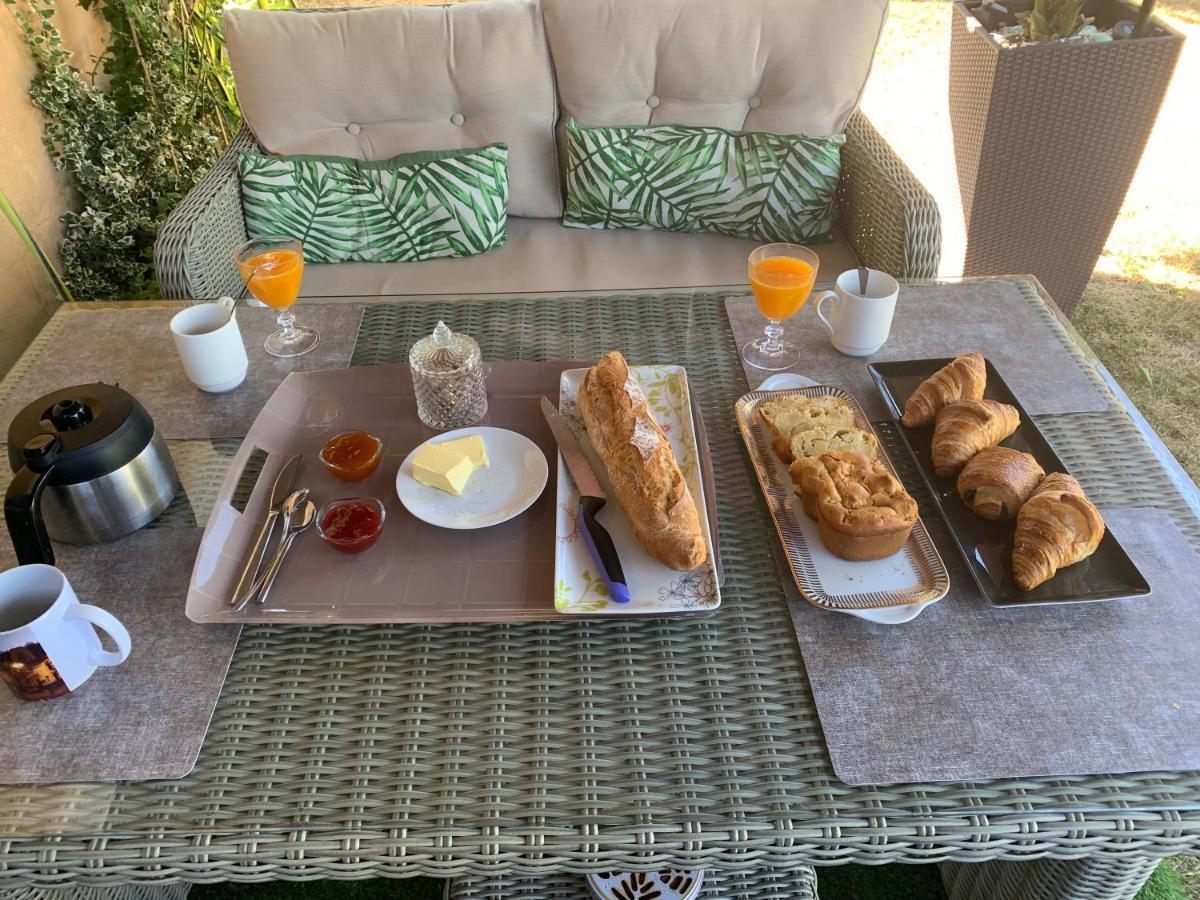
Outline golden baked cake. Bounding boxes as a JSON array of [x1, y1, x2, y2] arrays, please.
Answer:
[[759, 395, 856, 462], [794, 452, 919, 561], [786, 423, 877, 464]]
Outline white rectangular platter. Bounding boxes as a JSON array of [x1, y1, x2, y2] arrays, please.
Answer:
[[554, 365, 721, 616], [735, 385, 950, 611]]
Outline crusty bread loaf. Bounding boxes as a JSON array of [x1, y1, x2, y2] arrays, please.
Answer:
[[577, 351, 708, 571]]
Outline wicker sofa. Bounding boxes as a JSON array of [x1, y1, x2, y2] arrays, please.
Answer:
[[154, 0, 941, 302]]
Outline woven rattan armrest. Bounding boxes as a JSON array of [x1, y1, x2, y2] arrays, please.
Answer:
[[154, 124, 258, 300], [838, 110, 942, 279]]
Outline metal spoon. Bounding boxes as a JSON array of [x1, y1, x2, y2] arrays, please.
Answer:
[[254, 497, 316, 608], [857, 266, 870, 296], [232, 489, 309, 612]]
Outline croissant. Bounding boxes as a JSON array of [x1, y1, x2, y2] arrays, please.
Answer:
[[931, 399, 1020, 477], [900, 352, 987, 428], [956, 447, 1045, 521], [1012, 473, 1105, 591]]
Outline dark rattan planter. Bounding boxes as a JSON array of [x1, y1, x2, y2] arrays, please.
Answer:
[[949, 0, 1183, 315]]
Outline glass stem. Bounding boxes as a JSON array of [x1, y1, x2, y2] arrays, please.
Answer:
[[278, 309, 296, 342], [762, 318, 784, 353]]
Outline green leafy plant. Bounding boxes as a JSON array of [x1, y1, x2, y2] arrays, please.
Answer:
[[0, 186, 75, 303], [3, 0, 291, 300], [1018, 0, 1093, 42]]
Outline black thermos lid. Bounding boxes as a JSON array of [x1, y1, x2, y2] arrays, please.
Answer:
[[7, 383, 155, 485]]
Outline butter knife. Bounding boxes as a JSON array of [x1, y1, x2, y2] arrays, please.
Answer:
[[229, 454, 300, 606], [540, 396, 631, 604]]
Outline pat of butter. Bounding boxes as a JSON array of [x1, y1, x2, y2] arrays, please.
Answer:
[[434, 434, 489, 468], [412, 443, 477, 495]]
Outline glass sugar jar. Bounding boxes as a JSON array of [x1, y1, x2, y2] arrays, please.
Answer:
[[409, 320, 488, 430]]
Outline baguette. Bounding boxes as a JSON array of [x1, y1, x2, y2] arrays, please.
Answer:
[[576, 351, 708, 571]]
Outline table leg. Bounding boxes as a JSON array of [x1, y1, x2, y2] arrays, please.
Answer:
[[941, 857, 1160, 900], [0, 886, 189, 900]]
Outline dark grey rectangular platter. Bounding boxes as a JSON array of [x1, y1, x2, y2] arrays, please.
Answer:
[[869, 358, 1151, 607]]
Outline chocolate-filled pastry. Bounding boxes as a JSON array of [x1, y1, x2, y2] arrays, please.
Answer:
[[957, 447, 1045, 521]]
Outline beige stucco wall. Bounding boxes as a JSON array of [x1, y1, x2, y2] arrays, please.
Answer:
[[0, 3, 107, 377]]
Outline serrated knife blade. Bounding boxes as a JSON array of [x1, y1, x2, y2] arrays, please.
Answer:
[[540, 396, 630, 604], [539, 396, 606, 500]]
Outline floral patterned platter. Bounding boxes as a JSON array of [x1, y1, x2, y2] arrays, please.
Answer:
[[586, 868, 705, 900], [554, 366, 721, 616]]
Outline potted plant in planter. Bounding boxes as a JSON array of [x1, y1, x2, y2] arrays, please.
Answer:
[[949, 0, 1183, 315]]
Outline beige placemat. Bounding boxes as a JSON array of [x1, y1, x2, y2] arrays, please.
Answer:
[[1, 304, 365, 440], [786, 507, 1200, 785], [0, 529, 240, 783], [725, 281, 1109, 419]]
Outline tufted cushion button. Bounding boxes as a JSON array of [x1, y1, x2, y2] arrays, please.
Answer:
[[646, 95, 660, 109], [450, 112, 465, 126], [345, 122, 362, 135], [747, 96, 762, 110]]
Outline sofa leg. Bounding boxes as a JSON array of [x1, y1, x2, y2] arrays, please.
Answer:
[[940, 856, 1159, 900]]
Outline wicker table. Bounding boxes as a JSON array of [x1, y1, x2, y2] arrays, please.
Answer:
[[0, 279, 1196, 900]]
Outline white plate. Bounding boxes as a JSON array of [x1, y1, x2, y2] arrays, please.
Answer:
[[553, 365, 721, 616], [758, 372, 818, 390], [832, 600, 933, 624], [587, 870, 704, 900], [396, 426, 548, 530]]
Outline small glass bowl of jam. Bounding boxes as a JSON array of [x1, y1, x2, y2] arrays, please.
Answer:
[[316, 498, 386, 555], [319, 430, 383, 483]]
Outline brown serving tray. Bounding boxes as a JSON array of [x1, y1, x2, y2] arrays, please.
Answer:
[[186, 361, 719, 624]]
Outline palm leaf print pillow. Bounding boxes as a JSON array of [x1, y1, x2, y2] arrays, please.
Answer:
[[563, 119, 843, 244], [238, 144, 508, 264]]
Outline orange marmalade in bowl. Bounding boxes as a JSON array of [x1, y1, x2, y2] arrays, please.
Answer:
[[320, 430, 383, 482]]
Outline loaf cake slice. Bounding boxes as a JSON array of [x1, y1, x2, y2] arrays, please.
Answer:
[[758, 395, 856, 462]]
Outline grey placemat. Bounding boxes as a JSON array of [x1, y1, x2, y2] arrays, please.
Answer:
[[785, 507, 1200, 785], [0, 304, 364, 440], [0, 529, 240, 783], [725, 281, 1109, 419]]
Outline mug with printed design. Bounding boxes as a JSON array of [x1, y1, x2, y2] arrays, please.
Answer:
[[0, 564, 131, 701]]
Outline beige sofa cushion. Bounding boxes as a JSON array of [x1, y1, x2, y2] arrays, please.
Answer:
[[541, 0, 887, 138], [298, 217, 860, 299], [224, 1, 562, 219]]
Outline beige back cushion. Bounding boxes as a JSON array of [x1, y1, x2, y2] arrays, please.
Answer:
[[224, 1, 562, 219], [541, 0, 887, 138]]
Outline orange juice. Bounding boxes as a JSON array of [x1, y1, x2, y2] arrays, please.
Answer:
[[238, 249, 304, 311], [749, 256, 816, 320]]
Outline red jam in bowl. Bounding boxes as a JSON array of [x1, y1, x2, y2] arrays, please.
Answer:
[[320, 430, 383, 483], [317, 498, 385, 555]]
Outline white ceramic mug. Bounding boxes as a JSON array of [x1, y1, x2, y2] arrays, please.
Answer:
[[170, 298, 249, 393], [814, 269, 900, 357], [0, 564, 131, 701]]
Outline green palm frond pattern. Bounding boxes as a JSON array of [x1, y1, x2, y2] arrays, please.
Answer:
[[238, 144, 508, 264], [563, 119, 843, 244]]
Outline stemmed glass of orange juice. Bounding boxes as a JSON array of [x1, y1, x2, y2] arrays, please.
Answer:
[[234, 237, 319, 358], [743, 243, 819, 370]]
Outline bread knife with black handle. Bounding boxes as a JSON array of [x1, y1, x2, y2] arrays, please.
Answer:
[[540, 396, 631, 604]]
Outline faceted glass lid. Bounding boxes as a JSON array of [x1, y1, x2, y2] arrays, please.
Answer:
[[409, 320, 481, 375]]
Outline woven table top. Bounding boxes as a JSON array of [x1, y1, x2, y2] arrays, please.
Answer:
[[0, 278, 1197, 887]]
